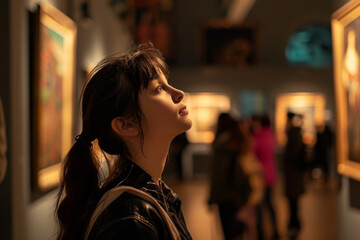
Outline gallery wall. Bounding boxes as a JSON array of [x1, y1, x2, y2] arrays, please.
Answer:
[[170, 66, 334, 124], [10, 0, 67, 239], [8, 0, 134, 239]]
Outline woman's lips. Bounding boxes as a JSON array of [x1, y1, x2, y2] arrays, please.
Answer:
[[179, 106, 189, 116]]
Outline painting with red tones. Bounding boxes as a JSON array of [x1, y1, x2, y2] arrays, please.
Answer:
[[30, 2, 76, 198]]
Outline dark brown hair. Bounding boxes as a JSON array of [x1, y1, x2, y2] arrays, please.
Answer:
[[55, 43, 168, 240]]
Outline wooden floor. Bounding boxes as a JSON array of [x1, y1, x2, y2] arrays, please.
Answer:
[[166, 175, 338, 240]]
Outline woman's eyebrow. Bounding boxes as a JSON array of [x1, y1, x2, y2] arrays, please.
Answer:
[[154, 78, 169, 85], [151, 79, 162, 85]]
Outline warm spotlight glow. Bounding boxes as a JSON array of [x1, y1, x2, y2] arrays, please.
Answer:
[[275, 93, 326, 146], [343, 29, 359, 89], [38, 163, 60, 190], [185, 93, 231, 143], [349, 79, 360, 108]]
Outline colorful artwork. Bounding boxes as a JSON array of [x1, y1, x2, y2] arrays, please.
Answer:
[[332, 0, 360, 180], [39, 25, 63, 169], [238, 90, 267, 118], [345, 28, 360, 165], [31, 2, 76, 196], [109, 0, 174, 60]]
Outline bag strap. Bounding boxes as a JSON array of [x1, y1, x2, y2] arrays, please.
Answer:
[[84, 186, 181, 240]]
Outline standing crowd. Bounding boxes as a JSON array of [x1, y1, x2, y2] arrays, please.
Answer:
[[207, 111, 329, 240]]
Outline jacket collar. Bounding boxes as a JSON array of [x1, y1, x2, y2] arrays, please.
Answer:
[[121, 160, 182, 212]]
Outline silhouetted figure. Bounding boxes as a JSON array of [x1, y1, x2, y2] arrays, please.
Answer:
[[252, 115, 278, 240], [313, 123, 333, 182], [208, 113, 249, 240], [208, 113, 264, 240], [169, 132, 189, 180], [283, 112, 306, 239]]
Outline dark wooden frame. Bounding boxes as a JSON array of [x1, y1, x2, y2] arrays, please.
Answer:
[[200, 20, 258, 66]]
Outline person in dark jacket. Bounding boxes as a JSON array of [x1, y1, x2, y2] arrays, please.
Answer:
[[208, 113, 243, 240], [283, 112, 306, 239], [312, 123, 333, 182], [208, 113, 261, 240], [55, 43, 193, 240]]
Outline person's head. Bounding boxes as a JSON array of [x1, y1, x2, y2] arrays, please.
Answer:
[[251, 115, 261, 132], [287, 112, 296, 121], [260, 114, 271, 127], [81, 42, 191, 158], [215, 113, 237, 137], [251, 114, 271, 131], [286, 112, 296, 128], [286, 112, 303, 128], [56, 42, 191, 240]]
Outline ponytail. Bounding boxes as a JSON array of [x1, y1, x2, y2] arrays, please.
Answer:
[[56, 138, 99, 240]]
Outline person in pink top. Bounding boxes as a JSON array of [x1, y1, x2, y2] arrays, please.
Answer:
[[252, 114, 278, 240]]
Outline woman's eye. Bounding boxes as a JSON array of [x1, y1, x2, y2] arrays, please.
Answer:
[[156, 86, 163, 92]]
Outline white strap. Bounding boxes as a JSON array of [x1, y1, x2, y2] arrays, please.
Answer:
[[84, 186, 181, 240]]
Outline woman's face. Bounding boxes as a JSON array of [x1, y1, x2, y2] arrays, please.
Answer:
[[138, 71, 192, 140]]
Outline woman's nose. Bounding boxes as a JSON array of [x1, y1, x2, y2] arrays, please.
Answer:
[[172, 88, 184, 103]]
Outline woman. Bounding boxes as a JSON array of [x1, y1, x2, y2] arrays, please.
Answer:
[[252, 115, 278, 239], [56, 43, 193, 239]]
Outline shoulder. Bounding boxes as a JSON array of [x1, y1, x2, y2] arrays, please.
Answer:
[[88, 192, 167, 240]]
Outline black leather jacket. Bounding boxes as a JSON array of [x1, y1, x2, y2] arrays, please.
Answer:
[[88, 162, 192, 240]]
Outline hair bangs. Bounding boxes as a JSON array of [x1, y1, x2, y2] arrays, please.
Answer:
[[128, 43, 169, 90]]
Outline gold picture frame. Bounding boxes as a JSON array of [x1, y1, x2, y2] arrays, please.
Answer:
[[30, 2, 76, 197], [332, 0, 360, 180]]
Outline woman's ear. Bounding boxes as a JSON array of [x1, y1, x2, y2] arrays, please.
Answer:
[[111, 117, 139, 137]]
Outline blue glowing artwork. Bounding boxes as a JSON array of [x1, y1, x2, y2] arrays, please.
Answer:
[[238, 90, 268, 118], [285, 25, 332, 67]]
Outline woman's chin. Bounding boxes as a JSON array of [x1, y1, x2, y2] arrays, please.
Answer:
[[183, 118, 192, 130]]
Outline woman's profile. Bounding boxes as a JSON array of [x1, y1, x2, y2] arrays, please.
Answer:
[[55, 43, 192, 240]]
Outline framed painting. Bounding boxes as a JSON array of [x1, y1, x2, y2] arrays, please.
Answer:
[[30, 2, 76, 197], [332, 0, 360, 180], [275, 93, 326, 146], [238, 90, 268, 118], [185, 93, 231, 143], [200, 20, 258, 66]]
